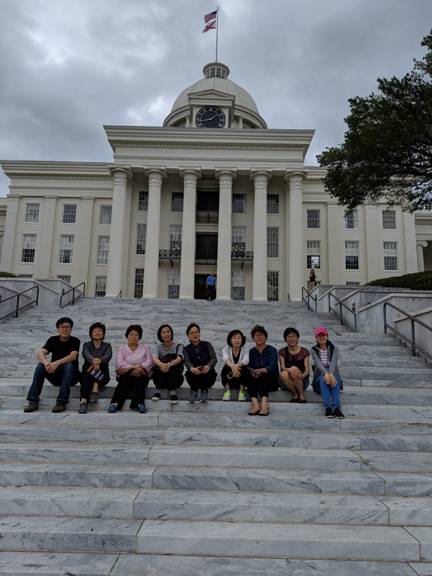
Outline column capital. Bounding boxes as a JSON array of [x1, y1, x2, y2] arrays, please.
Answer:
[[179, 168, 201, 180], [215, 168, 237, 180], [109, 165, 133, 180], [145, 168, 167, 180], [284, 170, 306, 183], [417, 241, 428, 248], [250, 169, 272, 182]]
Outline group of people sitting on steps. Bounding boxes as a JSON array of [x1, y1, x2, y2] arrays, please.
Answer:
[[23, 316, 344, 419]]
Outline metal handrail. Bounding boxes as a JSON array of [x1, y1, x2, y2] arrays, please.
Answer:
[[384, 301, 432, 361], [60, 281, 86, 308], [0, 285, 40, 321], [302, 286, 317, 312], [328, 292, 358, 331]]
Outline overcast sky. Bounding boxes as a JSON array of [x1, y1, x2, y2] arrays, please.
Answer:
[[0, 0, 431, 196]]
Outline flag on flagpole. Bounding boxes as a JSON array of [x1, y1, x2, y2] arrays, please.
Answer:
[[202, 20, 216, 33], [202, 9, 217, 33], [204, 10, 217, 23]]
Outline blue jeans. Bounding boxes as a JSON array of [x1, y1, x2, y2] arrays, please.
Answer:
[[319, 374, 341, 410], [27, 362, 78, 404]]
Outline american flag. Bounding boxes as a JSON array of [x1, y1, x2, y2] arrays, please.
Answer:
[[204, 10, 217, 23], [202, 20, 216, 33]]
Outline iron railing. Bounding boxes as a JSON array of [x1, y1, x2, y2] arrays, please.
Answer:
[[328, 292, 358, 331], [384, 302, 432, 361], [0, 285, 39, 321], [302, 286, 317, 312], [60, 281, 85, 308]]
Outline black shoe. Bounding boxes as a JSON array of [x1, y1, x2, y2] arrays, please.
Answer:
[[152, 393, 161, 402], [333, 407, 345, 418], [137, 403, 147, 414], [52, 402, 66, 413], [325, 407, 334, 418], [24, 401, 39, 413], [89, 392, 98, 404], [170, 394, 178, 406], [78, 403, 88, 414], [200, 389, 208, 403]]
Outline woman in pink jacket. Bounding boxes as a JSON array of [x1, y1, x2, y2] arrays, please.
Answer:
[[108, 324, 153, 414]]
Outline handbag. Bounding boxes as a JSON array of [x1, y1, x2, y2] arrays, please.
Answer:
[[87, 366, 105, 383]]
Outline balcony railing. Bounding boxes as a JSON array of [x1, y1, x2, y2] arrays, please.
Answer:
[[159, 245, 182, 260], [231, 244, 253, 261]]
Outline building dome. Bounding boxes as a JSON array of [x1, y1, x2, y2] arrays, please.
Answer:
[[163, 62, 267, 129]]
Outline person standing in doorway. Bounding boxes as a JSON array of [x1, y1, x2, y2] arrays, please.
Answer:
[[206, 273, 217, 301]]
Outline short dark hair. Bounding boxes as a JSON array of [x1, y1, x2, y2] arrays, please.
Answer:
[[186, 322, 200, 336], [157, 324, 174, 342], [125, 324, 142, 339], [283, 327, 300, 340], [56, 317, 73, 328], [89, 322, 106, 338], [226, 329, 246, 347], [251, 324, 268, 339]]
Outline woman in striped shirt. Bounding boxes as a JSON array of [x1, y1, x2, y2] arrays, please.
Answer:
[[310, 326, 344, 419]]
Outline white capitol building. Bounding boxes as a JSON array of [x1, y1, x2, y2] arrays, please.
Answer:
[[0, 61, 431, 301]]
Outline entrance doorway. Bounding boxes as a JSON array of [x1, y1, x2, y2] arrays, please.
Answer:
[[194, 274, 209, 299]]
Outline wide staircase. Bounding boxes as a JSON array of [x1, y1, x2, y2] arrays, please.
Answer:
[[0, 298, 432, 575]]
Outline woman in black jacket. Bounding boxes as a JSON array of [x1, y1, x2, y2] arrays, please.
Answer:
[[183, 323, 217, 404]]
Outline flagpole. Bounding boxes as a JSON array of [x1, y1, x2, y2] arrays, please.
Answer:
[[215, 7, 219, 62]]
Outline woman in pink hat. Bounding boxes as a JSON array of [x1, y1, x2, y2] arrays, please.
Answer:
[[310, 326, 344, 418]]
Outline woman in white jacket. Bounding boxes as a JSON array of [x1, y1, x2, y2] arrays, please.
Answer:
[[221, 329, 249, 401]]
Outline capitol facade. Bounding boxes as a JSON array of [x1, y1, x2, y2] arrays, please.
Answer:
[[0, 61, 431, 301]]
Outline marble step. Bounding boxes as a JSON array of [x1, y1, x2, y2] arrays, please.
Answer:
[[133, 489, 432, 527], [3, 486, 432, 527], [0, 515, 425, 560], [2, 382, 432, 406], [0, 442, 363, 472], [3, 423, 432, 453], [0, 486, 140, 518], [0, 461, 155, 488], [2, 407, 432, 438], [135, 519, 422, 561], [0, 515, 141, 553], [153, 466, 432, 498], [4, 395, 432, 421], [0, 552, 422, 576], [3, 460, 432, 496]]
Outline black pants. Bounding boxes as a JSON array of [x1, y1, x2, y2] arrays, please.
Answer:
[[244, 371, 279, 399], [185, 369, 216, 391], [110, 373, 149, 409], [220, 364, 245, 389], [152, 366, 184, 391], [207, 285, 216, 300], [80, 370, 109, 401]]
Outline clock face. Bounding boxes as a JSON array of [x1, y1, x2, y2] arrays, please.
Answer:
[[195, 106, 226, 128]]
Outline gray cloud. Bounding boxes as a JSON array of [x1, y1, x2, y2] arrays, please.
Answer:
[[0, 0, 431, 195]]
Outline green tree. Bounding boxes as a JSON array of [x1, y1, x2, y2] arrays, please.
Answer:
[[318, 32, 432, 212]]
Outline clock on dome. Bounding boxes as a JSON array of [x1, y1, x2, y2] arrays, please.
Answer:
[[195, 106, 226, 128]]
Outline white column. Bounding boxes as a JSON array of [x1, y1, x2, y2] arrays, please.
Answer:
[[143, 168, 165, 299], [402, 210, 418, 273], [0, 196, 19, 273], [106, 167, 131, 297], [251, 170, 271, 301], [417, 242, 427, 272], [216, 169, 236, 300], [38, 197, 57, 278], [73, 197, 94, 285], [179, 169, 200, 299], [287, 172, 304, 301], [364, 205, 380, 281]]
